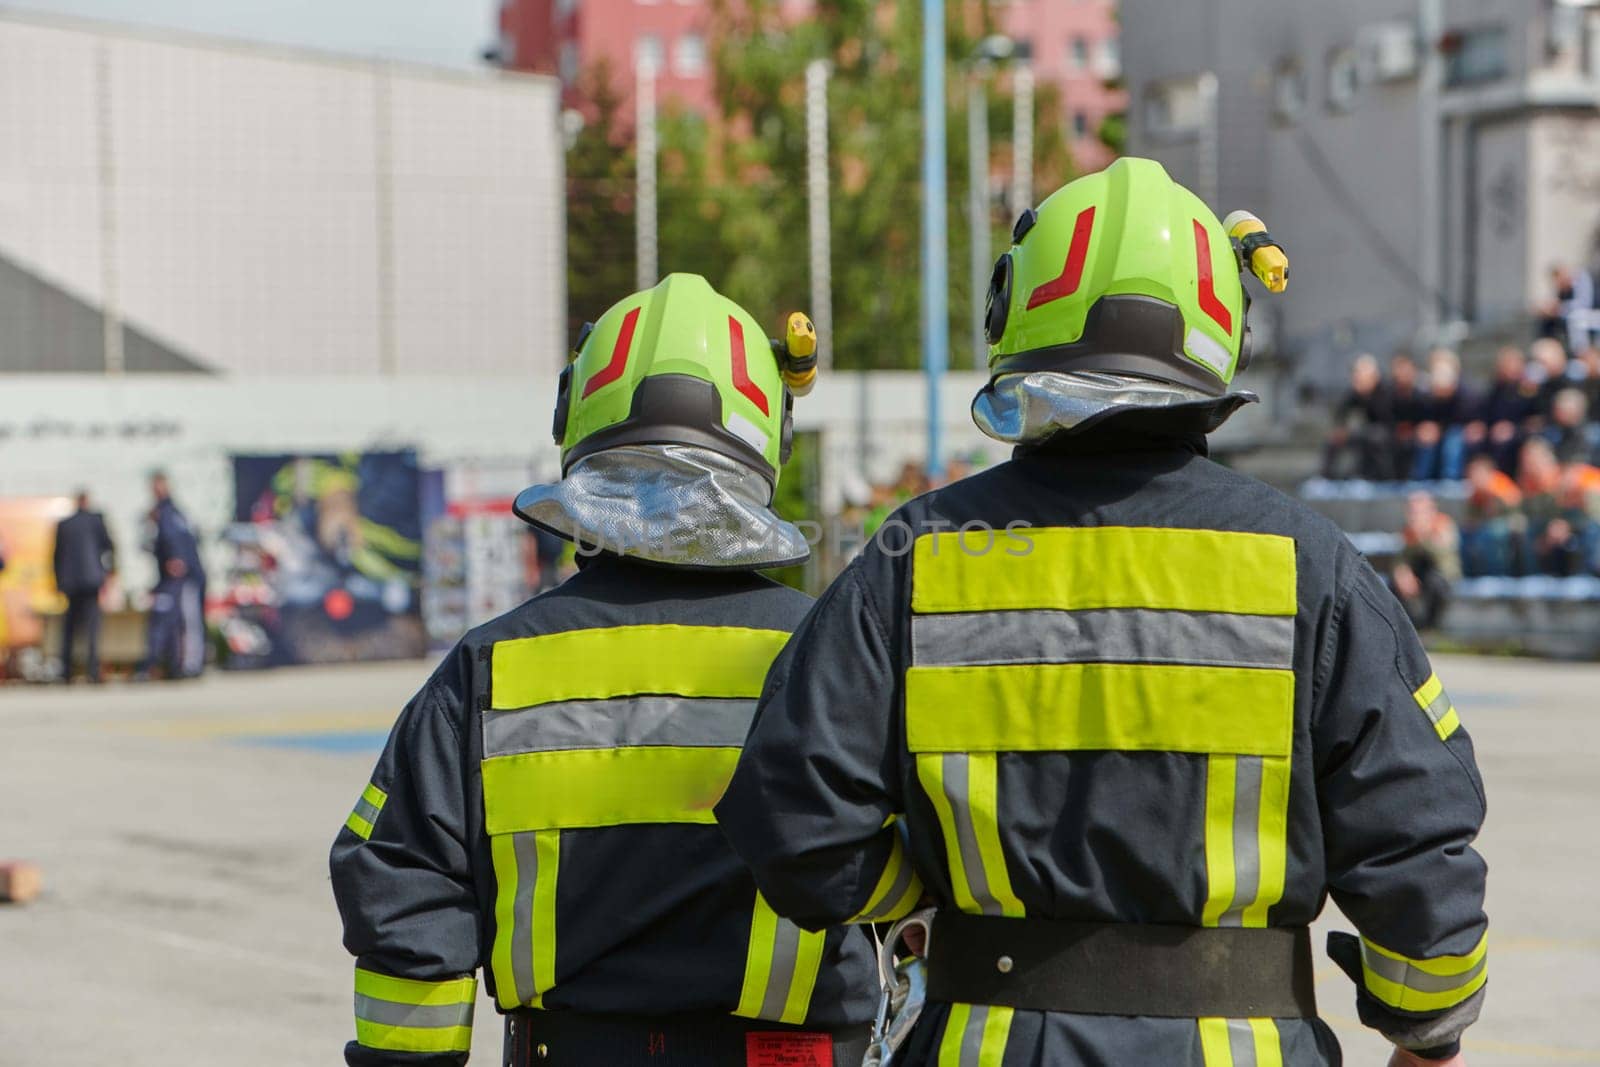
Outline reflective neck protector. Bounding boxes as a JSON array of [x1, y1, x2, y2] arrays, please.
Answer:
[[513, 444, 809, 571], [972, 370, 1255, 445]]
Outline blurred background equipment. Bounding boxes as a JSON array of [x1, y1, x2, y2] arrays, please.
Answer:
[[220, 452, 426, 668]]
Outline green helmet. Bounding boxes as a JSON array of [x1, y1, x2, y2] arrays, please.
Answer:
[[983, 157, 1282, 396], [553, 273, 798, 486]]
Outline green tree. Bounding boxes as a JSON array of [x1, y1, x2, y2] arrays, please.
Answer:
[[564, 61, 637, 344], [653, 0, 1073, 370], [565, 2, 1075, 369]]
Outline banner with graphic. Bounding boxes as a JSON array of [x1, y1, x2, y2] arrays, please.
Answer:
[[221, 451, 424, 668]]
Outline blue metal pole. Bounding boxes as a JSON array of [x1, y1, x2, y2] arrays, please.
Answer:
[[921, 0, 947, 480]]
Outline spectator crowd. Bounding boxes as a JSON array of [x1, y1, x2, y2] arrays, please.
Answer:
[[1322, 340, 1600, 626]]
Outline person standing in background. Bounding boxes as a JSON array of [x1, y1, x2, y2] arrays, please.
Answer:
[[141, 471, 207, 680], [52, 490, 115, 683]]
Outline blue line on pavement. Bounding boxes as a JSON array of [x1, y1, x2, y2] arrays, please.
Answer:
[[234, 731, 388, 754]]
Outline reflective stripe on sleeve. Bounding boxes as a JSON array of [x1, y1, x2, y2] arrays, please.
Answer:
[[910, 527, 1297, 616], [353, 967, 475, 1054], [905, 662, 1294, 757], [1412, 672, 1461, 741], [481, 746, 741, 834], [344, 782, 387, 841], [490, 625, 788, 710], [848, 822, 924, 923], [1360, 932, 1488, 1012], [936, 1002, 1013, 1067], [734, 892, 826, 1025]]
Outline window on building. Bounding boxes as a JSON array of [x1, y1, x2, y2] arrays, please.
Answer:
[[1444, 25, 1509, 87], [1272, 61, 1305, 122], [1098, 37, 1121, 80], [1069, 36, 1089, 70], [674, 34, 706, 77], [559, 41, 579, 85], [1142, 76, 1205, 137], [1072, 110, 1089, 138], [1326, 47, 1360, 111], [636, 34, 664, 73]]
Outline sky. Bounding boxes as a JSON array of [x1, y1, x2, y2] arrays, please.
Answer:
[[0, 0, 499, 69]]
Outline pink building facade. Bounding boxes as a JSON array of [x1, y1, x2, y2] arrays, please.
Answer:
[[992, 0, 1125, 171], [495, 0, 1123, 167]]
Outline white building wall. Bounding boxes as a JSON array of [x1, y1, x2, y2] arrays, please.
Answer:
[[0, 13, 563, 377]]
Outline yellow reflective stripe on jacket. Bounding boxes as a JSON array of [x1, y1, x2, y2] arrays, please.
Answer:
[[482, 746, 741, 835], [734, 892, 827, 1025], [1198, 1017, 1283, 1067], [1201, 754, 1291, 928], [908, 526, 1298, 934], [488, 830, 560, 1011], [848, 823, 924, 923], [1360, 932, 1488, 1012], [905, 663, 1293, 757], [353, 967, 475, 1054], [936, 1002, 1013, 1067], [915, 752, 1024, 917], [490, 624, 788, 709], [483, 625, 789, 1013], [345, 782, 387, 841], [911, 527, 1296, 616], [1413, 672, 1461, 741]]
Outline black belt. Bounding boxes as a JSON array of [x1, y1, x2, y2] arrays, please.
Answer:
[[926, 912, 1318, 1019], [504, 1008, 871, 1067]]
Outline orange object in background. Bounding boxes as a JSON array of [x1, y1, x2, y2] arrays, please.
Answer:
[[0, 861, 42, 904], [0, 496, 73, 656]]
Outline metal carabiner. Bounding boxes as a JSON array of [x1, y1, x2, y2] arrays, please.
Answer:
[[862, 908, 936, 1067]]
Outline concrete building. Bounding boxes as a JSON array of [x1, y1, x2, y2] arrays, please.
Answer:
[[0, 12, 567, 589], [1120, 0, 1600, 388]]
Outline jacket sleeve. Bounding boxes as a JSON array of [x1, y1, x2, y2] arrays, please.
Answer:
[[716, 552, 923, 931], [97, 514, 116, 574], [1313, 560, 1489, 1058], [331, 652, 482, 1067]]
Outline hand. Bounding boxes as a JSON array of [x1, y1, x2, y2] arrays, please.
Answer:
[[164, 559, 188, 579], [1393, 564, 1421, 600], [901, 923, 927, 958], [1388, 1049, 1464, 1067]]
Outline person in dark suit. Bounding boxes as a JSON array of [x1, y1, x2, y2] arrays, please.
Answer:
[[141, 471, 207, 680], [52, 490, 115, 683]]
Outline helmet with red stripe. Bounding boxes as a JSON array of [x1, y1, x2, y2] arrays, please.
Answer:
[[983, 157, 1284, 396], [551, 273, 809, 487]]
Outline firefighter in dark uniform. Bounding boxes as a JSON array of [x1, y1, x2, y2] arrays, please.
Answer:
[[331, 274, 876, 1066], [716, 159, 1488, 1067]]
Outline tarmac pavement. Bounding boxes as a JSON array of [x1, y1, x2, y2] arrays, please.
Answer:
[[0, 652, 1594, 1065]]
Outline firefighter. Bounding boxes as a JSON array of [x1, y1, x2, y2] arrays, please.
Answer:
[[331, 273, 875, 1066], [715, 159, 1487, 1067]]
